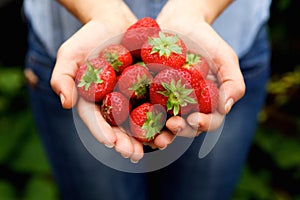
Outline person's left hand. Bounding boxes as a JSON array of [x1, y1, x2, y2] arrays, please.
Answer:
[[155, 0, 245, 138]]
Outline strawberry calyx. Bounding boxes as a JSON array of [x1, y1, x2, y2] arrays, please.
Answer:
[[149, 32, 182, 58], [129, 74, 151, 99], [104, 51, 123, 72], [78, 62, 103, 91], [142, 110, 164, 140], [185, 52, 201, 65], [158, 79, 196, 116]]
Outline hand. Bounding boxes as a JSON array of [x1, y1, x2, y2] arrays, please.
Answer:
[[156, 0, 245, 136], [50, 3, 151, 162]]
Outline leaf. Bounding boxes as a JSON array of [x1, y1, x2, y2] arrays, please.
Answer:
[[10, 130, 51, 174], [0, 111, 33, 163], [0, 181, 16, 200], [0, 67, 24, 96], [233, 166, 273, 200], [254, 126, 300, 169], [23, 176, 58, 200]]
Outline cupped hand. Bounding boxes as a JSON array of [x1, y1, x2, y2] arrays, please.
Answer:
[[50, 12, 153, 162], [155, 0, 246, 137]]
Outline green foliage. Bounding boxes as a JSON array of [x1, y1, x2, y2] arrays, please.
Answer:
[[0, 181, 16, 200], [233, 167, 273, 200], [0, 66, 59, 200], [276, 0, 291, 11], [0, 68, 24, 98], [255, 127, 300, 170], [23, 176, 58, 200], [267, 66, 300, 106]]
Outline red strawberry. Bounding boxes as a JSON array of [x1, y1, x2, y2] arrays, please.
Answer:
[[117, 63, 153, 101], [183, 51, 210, 78], [130, 103, 166, 143], [176, 67, 201, 90], [76, 57, 117, 102], [99, 44, 133, 74], [122, 17, 161, 58], [194, 79, 219, 114], [100, 92, 131, 126], [141, 31, 187, 73], [149, 68, 197, 116]]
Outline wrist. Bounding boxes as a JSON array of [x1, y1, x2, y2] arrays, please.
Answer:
[[197, 0, 233, 24], [163, 0, 233, 24], [57, 0, 136, 27]]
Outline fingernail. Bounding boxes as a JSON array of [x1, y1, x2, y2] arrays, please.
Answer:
[[122, 154, 130, 159], [188, 117, 198, 127], [104, 143, 114, 148], [130, 159, 139, 164], [172, 128, 182, 135], [225, 98, 234, 114], [159, 146, 167, 150], [60, 93, 65, 105]]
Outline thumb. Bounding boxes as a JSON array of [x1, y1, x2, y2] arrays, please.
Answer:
[[218, 78, 245, 114], [50, 60, 79, 109]]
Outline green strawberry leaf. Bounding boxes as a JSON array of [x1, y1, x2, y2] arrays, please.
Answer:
[[157, 78, 197, 116], [128, 74, 151, 98], [78, 62, 103, 91], [104, 51, 123, 72], [142, 110, 164, 140], [186, 52, 201, 65], [148, 32, 182, 58]]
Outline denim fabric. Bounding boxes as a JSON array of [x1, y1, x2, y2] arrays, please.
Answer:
[[25, 21, 270, 200]]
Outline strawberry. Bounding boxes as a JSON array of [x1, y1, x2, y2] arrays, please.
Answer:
[[176, 67, 201, 90], [183, 51, 210, 78], [76, 57, 117, 102], [98, 44, 133, 74], [116, 63, 153, 101], [141, 31, 187, 73], [129, 103, 166, 143], [100, 92, 131, 126], [194, 79, 219, 114], [149, 68, 197, 116], [122, 17, 161, 58]]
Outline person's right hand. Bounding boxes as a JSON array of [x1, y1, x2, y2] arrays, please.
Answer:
[[50, 1, 148, 163]]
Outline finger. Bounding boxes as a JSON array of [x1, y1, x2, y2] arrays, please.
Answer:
[[112, 127, 134, 159], [128, 137, 144, 163], [77, 97, 116, 147], [185, 23, 245, 114], [166, 116, 198, 138], [218, 80, 245, 114], [51, 67, 78, 109], [153, 129, 176, 150], [186, 111, 224, 132], [165, 116, 185, 134]]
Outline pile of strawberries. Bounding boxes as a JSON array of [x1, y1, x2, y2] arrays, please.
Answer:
[[75, 17, 219, 143]]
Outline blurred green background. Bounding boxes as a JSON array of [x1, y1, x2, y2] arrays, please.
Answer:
[[0, 0, 299, 199]]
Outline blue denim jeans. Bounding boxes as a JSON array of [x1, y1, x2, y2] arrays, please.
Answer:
[[25, 24, 270, 200]]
